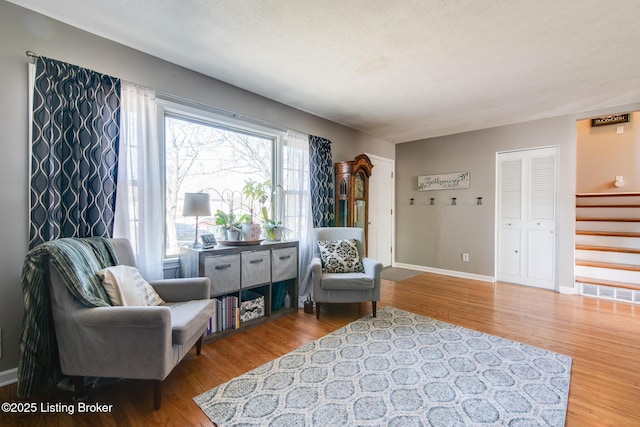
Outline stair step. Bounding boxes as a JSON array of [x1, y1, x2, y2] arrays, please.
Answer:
[[575, 276, 640, 291], [575, 245, 640, 255], [576, 230, 640, 238], [576, 217, 640, 222], [576, 193, 640, 198], [576, 204, 640, 208], [575, 260, 640, 272]]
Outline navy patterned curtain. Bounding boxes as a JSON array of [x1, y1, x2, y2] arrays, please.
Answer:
[[30, 57, 121, 249], [309, 135, 334, 227]]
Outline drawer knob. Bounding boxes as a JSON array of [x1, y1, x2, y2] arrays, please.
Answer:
[[279, 255, 291, 260], [250, 259, 264, 264], [215, 264, 231, 270]]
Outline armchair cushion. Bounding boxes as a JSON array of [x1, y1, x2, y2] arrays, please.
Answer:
[[97, 265, 165, 307], [317, 239, 365, 273], [320, 272, 375, 290], [166, 299, 216, 344]]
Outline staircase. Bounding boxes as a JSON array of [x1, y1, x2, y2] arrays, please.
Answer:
[[575, 193, 640, 303]]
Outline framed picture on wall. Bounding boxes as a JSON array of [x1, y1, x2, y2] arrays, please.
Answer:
[[418, 172, 470, 191]]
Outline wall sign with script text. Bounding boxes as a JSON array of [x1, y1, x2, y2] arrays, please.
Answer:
[[418, 172, 470, 191], [591, 113, 630, 127]]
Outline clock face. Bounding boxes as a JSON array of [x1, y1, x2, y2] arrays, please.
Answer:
[[355, 174, 365, 198]]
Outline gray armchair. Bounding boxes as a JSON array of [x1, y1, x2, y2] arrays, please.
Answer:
[[48, 238, 215, 409], [311, 227, 383, 319]]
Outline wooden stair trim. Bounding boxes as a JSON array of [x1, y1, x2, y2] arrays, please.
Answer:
[[576, 230, 640, 238], [575, 276, 640, 291], [575, 244, 640, 255], [576, 217, 640, 222], [576, 204, 640, 208], [575, 260, 640, 272], [576, 192, 640, 198]]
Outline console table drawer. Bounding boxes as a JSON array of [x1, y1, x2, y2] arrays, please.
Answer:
[[204, 254, 240, 296], [241, 250, 271, 287], [272, 246, 297, 282]]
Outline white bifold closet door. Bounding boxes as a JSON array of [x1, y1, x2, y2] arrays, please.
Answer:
[[497, 146, 558, 290]]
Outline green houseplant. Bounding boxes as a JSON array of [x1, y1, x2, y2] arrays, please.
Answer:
[[241, 179, 270, 240], [215, 209, 248, 241], [261, 207, 290, 241]]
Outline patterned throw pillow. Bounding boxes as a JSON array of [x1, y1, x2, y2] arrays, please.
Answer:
[[317, 239, 365, 273]]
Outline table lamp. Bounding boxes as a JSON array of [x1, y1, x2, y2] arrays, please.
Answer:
[[182, 192, 211, 248]]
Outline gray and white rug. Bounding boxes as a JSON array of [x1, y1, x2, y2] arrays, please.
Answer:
[[194, 307, 572, 426]]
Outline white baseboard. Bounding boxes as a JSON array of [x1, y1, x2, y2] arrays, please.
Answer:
[[393, 262, 496, 283], [0, 367, 18, 387], [559, 285, 575, 295]]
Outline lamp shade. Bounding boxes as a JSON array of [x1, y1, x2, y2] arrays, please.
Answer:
[[182, 193, 211, 217]]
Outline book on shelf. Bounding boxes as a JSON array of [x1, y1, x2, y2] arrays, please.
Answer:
[[211, 295, 239, 333]]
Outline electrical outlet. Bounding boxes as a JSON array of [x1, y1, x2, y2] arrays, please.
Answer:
[[462, 253, 469, 262]]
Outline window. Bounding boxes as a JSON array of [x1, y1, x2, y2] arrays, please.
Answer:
[[164, 112, 278, 257]]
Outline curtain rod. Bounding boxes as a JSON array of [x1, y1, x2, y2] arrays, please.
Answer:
[[24, 50, 313, 138]]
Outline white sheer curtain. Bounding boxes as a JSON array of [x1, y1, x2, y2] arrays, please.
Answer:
[[114, 83, 163, 280], [284, 130, 314, 303]]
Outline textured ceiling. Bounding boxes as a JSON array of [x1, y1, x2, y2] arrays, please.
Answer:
[[11, 0, 640, 143]]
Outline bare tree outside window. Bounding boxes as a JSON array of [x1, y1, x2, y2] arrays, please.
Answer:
[[165, 115, 273, 256]]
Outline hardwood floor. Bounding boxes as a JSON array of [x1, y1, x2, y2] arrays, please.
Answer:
[[1, 273, 639, 426]]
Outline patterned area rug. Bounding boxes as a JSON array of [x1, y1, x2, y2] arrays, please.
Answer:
[[194, 307, 572, 426]]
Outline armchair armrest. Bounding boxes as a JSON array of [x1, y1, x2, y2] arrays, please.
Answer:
[[362, 257, 383, 279], [310, 257, 323, 286], [310, 257, 323, 275], [75, 305, 171, 328], [149, 277, 211, 302]]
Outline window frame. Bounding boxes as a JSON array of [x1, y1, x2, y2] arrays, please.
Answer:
[[158, 99, 285, 260]]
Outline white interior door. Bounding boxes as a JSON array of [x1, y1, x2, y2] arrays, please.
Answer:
[[496, 147, 557, 290], [366, 153, 394, 267]]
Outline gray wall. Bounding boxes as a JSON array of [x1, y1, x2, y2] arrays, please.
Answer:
[[395, 102, 640, 287], [0, 1, 393, 373], [577, 112, 640, 193]]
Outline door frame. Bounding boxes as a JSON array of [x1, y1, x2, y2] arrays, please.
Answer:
[[365, 152, 395, 267], [494, 145, 560, 290]]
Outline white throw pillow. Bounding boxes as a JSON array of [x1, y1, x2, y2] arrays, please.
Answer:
[[317, 239, 365, 273], [97, 265, 165, 306]]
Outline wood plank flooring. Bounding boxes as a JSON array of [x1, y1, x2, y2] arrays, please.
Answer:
[[1, 273, 639, 426]]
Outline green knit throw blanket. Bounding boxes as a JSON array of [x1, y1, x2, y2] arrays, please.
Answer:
[[17, 237, 119, 398]]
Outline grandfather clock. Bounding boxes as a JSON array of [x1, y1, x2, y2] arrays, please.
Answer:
[[334, 154, 374, 254]]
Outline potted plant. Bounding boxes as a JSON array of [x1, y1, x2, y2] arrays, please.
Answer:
[[261, 207, 290, 241], [215, 209, 248, 241], [241, 179, 270, 241]]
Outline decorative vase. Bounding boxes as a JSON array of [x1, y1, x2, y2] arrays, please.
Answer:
[[242, 223, 261, 241]]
